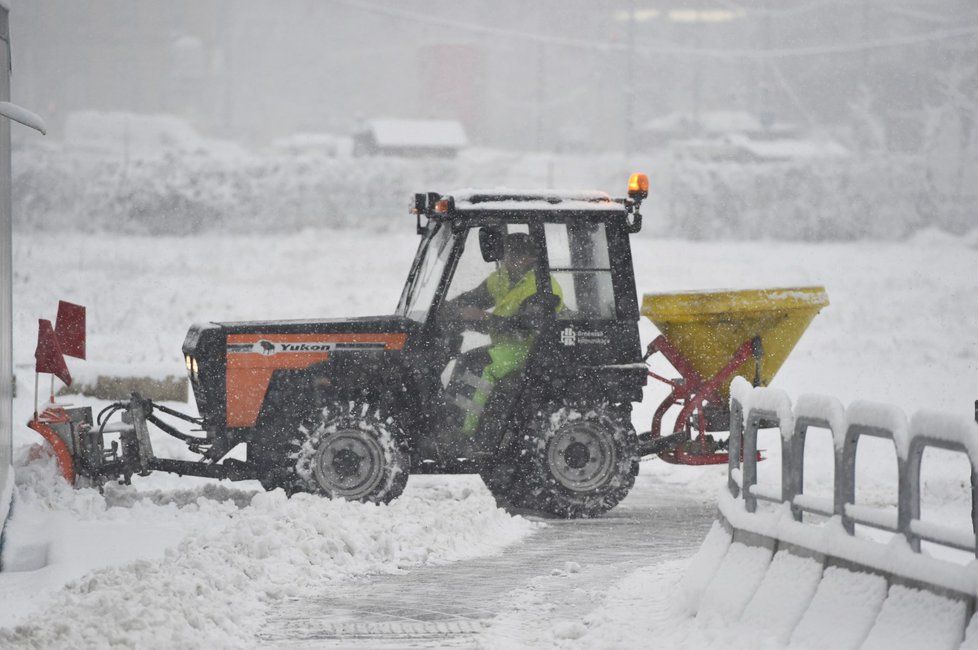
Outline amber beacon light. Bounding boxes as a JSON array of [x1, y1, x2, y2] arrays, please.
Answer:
[[628, 173, 649, 201]]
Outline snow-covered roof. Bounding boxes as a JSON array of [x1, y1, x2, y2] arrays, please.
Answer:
[[678, 133, 850, 162], [65, 111, 200, 151], [699, 111, 763, 134], [456, 199, 623, 212], [449, 189, 622, 212], [270, 132, 346, 156], [642, 112, 693, 132], [450, 188, 611, 202], [642, 111, 765, 135], [363, 119, 467, 149], [726, 134, 849, 160], [62, 110, 248, 160]]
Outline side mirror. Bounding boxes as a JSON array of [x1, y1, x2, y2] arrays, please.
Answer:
[[413, 193, 427, 214], [479, 227, 505, 263]]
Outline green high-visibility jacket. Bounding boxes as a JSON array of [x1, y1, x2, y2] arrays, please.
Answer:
[[461, 268, 564, 433], [485, 266, 564, 345]]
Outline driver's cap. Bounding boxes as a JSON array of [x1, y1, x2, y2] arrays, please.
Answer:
[[504, 233, 536, 259]]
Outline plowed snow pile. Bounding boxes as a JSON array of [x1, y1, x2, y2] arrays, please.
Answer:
[[0, 463, 534, 648]]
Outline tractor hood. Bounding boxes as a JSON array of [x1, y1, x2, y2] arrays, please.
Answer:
[[182, 316, 417, 431], [182, 315, 417, 364], [212, 315, 417, 336]]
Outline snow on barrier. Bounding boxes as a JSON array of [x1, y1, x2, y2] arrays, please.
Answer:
[[683, 377, 978, 649]]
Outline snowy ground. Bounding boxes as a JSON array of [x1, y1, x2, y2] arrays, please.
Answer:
[[259, 474, 715, 648], [0, 470, 536, 647], [3, 225, 976, 647]]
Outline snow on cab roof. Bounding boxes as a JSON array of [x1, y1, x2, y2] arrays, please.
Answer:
[[448, 188, 623, 212], [364, 119, 467, 149]]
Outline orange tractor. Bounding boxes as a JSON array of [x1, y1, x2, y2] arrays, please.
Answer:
[[29, 174, 827, 517]]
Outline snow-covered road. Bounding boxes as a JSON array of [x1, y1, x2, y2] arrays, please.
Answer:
[[259, 473, 714, 648]]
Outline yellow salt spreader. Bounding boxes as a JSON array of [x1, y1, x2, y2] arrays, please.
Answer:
[[639, 286, 829, 465]]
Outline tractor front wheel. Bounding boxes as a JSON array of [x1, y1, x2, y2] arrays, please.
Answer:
[[520, 402, 639, 518], [289, 401, 409, 504]]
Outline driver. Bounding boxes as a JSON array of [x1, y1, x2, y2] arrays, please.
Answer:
[[445, 232, 564, 434]]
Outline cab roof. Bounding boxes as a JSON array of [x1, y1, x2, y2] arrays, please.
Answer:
[[447, 189, 624, 213]]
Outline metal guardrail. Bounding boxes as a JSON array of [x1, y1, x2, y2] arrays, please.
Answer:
[[727, 379, 978, 558]]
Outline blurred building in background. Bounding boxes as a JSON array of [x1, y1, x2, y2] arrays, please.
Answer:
[[10, 0, 978, 157], [353, 118, 467, 158]]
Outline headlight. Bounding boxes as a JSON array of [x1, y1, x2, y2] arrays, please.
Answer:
[[186, 355, 199, 380]]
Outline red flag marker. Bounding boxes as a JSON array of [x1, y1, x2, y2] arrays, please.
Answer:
[[55, 301, 86, 360], [35, 319, 71, 387]]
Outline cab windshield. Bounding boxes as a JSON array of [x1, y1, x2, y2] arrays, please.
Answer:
[[397, 224, 455, 322]]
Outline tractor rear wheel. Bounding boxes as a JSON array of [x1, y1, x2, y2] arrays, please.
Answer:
[[288, 401, 409, 504], [519, 402, 639, 518]]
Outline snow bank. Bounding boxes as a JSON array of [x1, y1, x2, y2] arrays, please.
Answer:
[[62, 111, 244, 161], [13, 141, 975, 240], [909, 227, 964, 248], [697, 542, 772, 622], [0, 468, 535, 648], [965, 229, 978, 250], [546, 558, 768, 650], [60, 362, 186, 384], [790, 566, 887, 649], [0, 457, 256, 628], [740, 550, 822, 643], [667, 156, 974, 241], [677, 521, 731, 615], [861, 584, 966, 650]]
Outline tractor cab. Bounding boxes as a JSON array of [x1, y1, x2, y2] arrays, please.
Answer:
[[392, 185, 650, 478]]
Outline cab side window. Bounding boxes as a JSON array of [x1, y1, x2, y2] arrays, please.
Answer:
[[444, 223, 531, 302], [544, 222, 616, 319], [444, 227, 496, 302]]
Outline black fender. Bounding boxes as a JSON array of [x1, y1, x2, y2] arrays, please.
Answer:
[[487, 363, 640, 458], [253, 352, 410, 444]]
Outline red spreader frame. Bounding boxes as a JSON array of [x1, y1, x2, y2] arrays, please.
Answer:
[[643, 334, 761, 466]]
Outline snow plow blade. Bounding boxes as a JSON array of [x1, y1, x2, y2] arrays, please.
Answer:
[[641, 286, 829, 399], [27, 394, 258, 487]]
